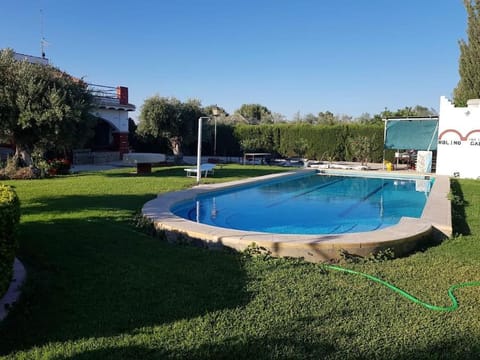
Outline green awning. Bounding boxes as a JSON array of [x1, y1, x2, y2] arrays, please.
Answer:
[[384, 118, 438, 150]]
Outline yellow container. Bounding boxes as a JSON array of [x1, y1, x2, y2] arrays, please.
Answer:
[[386, 162, 393, 171]]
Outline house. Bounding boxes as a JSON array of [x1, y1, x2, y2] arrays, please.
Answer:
[[4, 51, 136, 164], [84, 83, 136, 163]]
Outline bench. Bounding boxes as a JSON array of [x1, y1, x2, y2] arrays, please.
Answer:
[[184, 163, 216, 177], [123, 153, 166, 174]]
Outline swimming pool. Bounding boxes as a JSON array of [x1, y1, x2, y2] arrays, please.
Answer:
[[172, 174, 432, 235], [142, 170, 451, 262]]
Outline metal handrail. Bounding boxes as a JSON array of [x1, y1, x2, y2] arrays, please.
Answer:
[[87, 83, 118, 100]]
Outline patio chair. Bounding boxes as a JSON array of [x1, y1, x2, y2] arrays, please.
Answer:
[[184, 163, 216, 177]]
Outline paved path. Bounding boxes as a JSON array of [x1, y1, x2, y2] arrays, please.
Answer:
[[0, 258, 26, 321], [70, 161, 130, 173]]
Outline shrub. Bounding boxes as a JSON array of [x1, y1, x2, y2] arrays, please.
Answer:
[[47, 158, 71, 175], [234, 124, 384, 161], [347, 134, 382, 165], [0, 184, 21, 298], [0, 166, 42, 180], [0, 156, 43, 180], [0, 157, 72, 179], [0, 157, 20, 180]]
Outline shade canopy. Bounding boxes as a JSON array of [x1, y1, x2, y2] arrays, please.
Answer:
[[384, 118, 439, 150]]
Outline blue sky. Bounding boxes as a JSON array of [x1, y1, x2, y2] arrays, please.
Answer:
[[1, 0, 468, 120]]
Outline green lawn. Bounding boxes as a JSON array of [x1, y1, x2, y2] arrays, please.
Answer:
[[0, 166, 479, 359]]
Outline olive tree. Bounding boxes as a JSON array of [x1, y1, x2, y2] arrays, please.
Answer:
[[234, 104, 272, 124], [137, 96, 204, 159], [0, 49, 95, 165]]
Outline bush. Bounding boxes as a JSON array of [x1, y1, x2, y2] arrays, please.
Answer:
[[0, 156, 70, 179], [0, 184, 21, 298], [47, 158, 71, 175], [234, 124, 385, 161], [134, 122, 386, 160], [0, 157, 43, 180]]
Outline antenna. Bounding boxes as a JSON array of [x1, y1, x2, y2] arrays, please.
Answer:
[[40, 8, 48, 59]]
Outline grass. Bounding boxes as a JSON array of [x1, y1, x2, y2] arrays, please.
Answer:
[[0, 165, 479, 359]]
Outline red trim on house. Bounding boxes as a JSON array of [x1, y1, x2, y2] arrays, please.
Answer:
[[113, 132, 129, 155], [439, 129, 480, 141]]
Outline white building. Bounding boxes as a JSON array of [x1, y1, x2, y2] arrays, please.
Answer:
[[436, 96, 480, 179], [13, 52, 49, 65], [10, 51, 135, 161], [88, 84, 135, 156]]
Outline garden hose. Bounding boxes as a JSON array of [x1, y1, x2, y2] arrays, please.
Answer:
[[325, 264, 480, 312]]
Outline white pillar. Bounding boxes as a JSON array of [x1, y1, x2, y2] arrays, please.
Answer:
[[196, 117, 210, 184]]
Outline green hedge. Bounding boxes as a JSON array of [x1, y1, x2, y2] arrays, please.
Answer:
[[234, 124, 385, 162], [0, 185, 20, 298]]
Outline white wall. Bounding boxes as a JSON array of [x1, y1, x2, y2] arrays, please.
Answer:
[[13, 52, 49, 65], [92, 108, 129, 132], [436, 96, 480, 179]]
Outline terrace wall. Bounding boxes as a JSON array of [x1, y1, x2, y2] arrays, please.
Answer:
[[437, 96, 480, 179]]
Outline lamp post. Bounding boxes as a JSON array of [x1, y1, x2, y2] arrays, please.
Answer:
[[212, 105, 220, 156], [197, 116, 210, 184]]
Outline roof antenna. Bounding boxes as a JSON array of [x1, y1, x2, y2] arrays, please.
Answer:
[[40, 8, 48, 58]]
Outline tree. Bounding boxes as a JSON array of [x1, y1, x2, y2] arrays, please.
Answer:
[[337, 114, 353, 123], [203, 104, 230, 125], [137, 96, 204, 159], [292, 111, 303, 123], [271, 112, 287, 124], [235, 104, 272, 124], [220, 113, 248, 125], [178, 99, 206, 155], [0, 49, 95, 165], [317, 111, 337, 125], [356, 113, 373, 124], [454, 0, 480, 106], [392, 105, 437, 117], [292, 138, 309, 158], [411, 105, 437, 116], [0, 51, 18, 148], [240, 138, 262, 152], [203, 104, 229, 117], [303, 113, 318, 124], [348, 134, 381, 165], [367, 105, 437, 124]]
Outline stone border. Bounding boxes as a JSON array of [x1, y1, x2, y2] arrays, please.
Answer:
[[0, 258, 26, 321], [142, 170, 451, 262]]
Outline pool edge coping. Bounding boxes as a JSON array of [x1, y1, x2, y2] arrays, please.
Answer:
[[142, 170, 451, 261]]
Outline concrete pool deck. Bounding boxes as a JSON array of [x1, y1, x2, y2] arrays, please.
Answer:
[[142, 169, 452, 262]]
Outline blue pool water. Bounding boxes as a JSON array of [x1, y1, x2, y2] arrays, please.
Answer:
[[172, 174, 432, 235]]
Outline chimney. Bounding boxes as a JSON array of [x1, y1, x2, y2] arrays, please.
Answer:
[[117, 86, 129, 105]]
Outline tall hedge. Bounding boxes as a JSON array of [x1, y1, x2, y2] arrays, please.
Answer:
[[0, 185, 20, 298], [234, 124, 384, 162]]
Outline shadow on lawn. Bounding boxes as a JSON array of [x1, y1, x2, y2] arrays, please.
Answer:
[[98, 165, 290, 180], [52, 330, 336, 360], [48, 324, 480, 360], [450, 179, 470, 236], [0, 215, 251, 355], [19, 193, 157, 217]]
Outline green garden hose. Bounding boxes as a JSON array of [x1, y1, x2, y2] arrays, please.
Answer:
[[325, 264, 480, 312]]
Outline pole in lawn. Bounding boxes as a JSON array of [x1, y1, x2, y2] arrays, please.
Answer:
[[196, 117, 210, 184]]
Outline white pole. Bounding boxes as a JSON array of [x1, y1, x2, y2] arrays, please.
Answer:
[[196, 117, 203, 184], [383, 118, 387, 170], [212, 106, 220, 157], [214, 116, 217, 156], [196, 117, 210, 184]]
